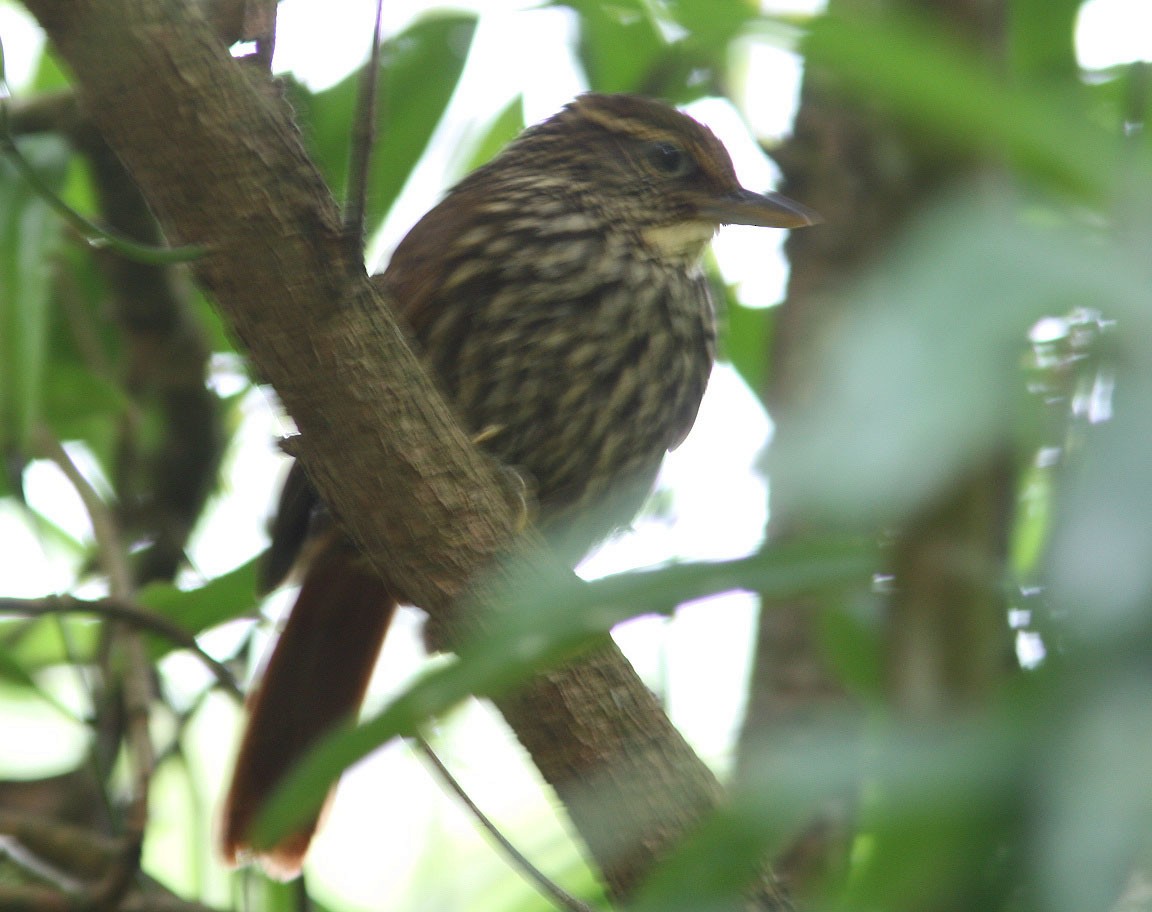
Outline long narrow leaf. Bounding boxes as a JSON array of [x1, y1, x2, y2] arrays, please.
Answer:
[[251, 537, 875, 848]]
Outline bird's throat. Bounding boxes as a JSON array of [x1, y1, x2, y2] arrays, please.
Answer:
[[640, 220, 717, 265]]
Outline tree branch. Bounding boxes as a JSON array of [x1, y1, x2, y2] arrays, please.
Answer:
[[0, 595, 240, 697], [20, 1, 788, 904], [0, 812, 226, 912]]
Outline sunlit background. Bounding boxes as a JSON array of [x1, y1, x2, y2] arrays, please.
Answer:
[[1, 0, 1150, 908]]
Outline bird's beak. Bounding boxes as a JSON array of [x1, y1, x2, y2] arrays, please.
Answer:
[[702, 188, 821, 229]]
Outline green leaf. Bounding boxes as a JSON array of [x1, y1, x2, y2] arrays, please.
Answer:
[[634, 716, 1028, 912], [293, 12, 477, 236], [461, 95, 524, 174], [818, 590, 884, 698], [767, 196, 1151, 526], [18, 501, 87, 558], [803, 11, 1121, 199], [42, 361, 129, 432], [191, 284, 239, 356], [0, 630, 89, 719], [30, 46, 69, 93], [251, 537, 874, 848], [0, 614, 98, 669], [137, 557, 260, 652], [554, 0, 665, 93], [667, 0, 757, 54], [721, 291, 774, 395], [0, 134, 67, 455], [1011, 461, 1053, 577], [1046, 367, 1152, 641], [1038, 669, 1152, 912], [0, 636, 48, 690], [1008, 0, 1080, 85]]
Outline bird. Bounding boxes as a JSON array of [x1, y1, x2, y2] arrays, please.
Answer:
[[219, 92, 819, 877]]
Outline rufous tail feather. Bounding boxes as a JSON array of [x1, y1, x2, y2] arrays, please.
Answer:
[[220, 537, 396, 878]]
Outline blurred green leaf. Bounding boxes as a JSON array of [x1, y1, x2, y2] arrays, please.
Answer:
[[0, 638, 81, 719], [137, 557, 260, 651], [1012, 461, 1053, 577], [635, 715, 1028, 912], [804, 11, 1121, 199], [462, 95, 525, 174], [0, 134, 67, 455], [292, 12, 477, 237], [1039, 668, 1152, 912], [554, 0, 665, 92], [767, 195, 1150, 526], [42, 361, 128, 431], [0, 635, 47, 690], [722, 290, 774, 394], [558, 0, 751, 99], [18, 500, 87, 559], [818, 591, 884, 698], [1046, 368, 1152, 641], [30, 46, 69, 93], [1008, 0, 1080, 85], [667, 0, 757, 50], [0, 615, 97, 670], [368, 13, 476, 233], [191, 284, 239, 356], [252, 537, 874, 848]]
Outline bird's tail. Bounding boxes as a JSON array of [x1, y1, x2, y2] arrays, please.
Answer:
[[220, 536, 396, 878]]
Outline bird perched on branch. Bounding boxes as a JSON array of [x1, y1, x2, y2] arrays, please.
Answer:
[[220, 92, 819, 877]]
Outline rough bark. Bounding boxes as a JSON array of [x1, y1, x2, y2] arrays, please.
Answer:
[[20, 0, 789, 904]]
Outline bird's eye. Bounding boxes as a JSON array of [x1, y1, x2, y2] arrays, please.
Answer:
[[644, 141, 693, 177]]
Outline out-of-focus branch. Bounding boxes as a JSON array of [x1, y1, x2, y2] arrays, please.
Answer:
[[0, 887, 226, 912], [32, 428, 131, 595], [0, 595, 240, 696], [8, 86, 224, 587], [29, 428, 154, 910], [0, 813, 227, 910], [0, 811, 225, 912]]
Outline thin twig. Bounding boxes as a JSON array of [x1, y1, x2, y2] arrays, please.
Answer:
[[413, 735, 598, 912], [0, 883, 228, 912], [343, 0, 385, 251], [29, 427, 154, 909], [0, 809, 121, 882], [0, 833, 86, 893], [32, 427, 132, 597], [97, 627, 155, 906], [0, 595, 241, 699]]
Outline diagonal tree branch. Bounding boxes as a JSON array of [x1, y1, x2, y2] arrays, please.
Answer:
[[20, 0, 789, 905]]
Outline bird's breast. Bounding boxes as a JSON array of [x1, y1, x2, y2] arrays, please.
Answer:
[[440, 254, 712, 514]]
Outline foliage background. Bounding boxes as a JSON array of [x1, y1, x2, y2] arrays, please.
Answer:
[[2, 1, 1151, 911]]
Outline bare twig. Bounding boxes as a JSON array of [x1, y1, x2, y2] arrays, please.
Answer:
[[32, 428, 132, 597], [30, 427, 155, 910], [413, 735, 597, 912], [0, 810, 119, 883], [343, 0, 385, 250], [0, 598, 239, 700], [0, 595, 240, 698], [0, 884, 227, 912], [0, 833, 85, 893], [93, 628, 154, 907]]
